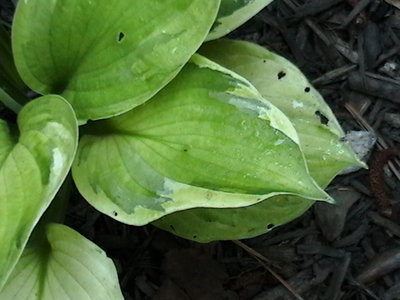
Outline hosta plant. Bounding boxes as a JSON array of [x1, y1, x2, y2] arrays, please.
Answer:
[[0, 0, 364, 298]]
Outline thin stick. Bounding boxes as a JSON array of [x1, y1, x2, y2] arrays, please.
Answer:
[[0, 89, 22, 113], [233, 240, 304, 300], [344, 102, 400, 182]]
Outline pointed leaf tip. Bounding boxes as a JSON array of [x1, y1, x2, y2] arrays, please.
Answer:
[[73, 55, 326, 225]]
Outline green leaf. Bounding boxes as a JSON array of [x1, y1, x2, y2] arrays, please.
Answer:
[[0, 25, 28, 110], [72, 54, 330, 226], [0, 95, 78, 289], [154, 195, 313, 242], [0, 25, 26, 92], [0, 223, 124, 300], [153, 40, 365, 242], [207, 0, 274, 41], [12, 0, 220, 122], [199, 39, 365, 186]]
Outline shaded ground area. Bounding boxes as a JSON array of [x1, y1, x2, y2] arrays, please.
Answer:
[[2, 0, 400, 299]]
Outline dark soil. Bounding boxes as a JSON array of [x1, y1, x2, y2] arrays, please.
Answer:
[[2, 1, 400, 299]]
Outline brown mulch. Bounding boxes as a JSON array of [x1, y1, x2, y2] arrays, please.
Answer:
[[2, 1, 400, 299]]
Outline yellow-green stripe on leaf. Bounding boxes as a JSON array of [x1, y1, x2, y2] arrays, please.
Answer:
[[12, 0, 220, 122], [153, 40, 365, 242], [0, 96, 78, 289], [72, 54, 330, 226], [207, 0, 275, 41]]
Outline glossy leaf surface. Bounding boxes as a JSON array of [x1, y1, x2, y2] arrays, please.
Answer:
[[207, 0, 274, 41], [200, 39, 364, 185], [12, 0, 220, 122], [154, 40, 364, 242], [73, 54, 329, 226], [0, 96, 77, 289], [0, 224, 123, 300]]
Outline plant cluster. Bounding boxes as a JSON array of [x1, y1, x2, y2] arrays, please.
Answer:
[[0, 0, 363, 298]]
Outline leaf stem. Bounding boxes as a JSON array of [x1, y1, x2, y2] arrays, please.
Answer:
[[0, 88, 22, 113]]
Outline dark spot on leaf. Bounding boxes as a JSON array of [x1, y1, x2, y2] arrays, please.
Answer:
[[183, 149, 188, 152], [315, 110, 329, 125], [304, 87, 311, 93], [263, 59, 266, 63], [267, 224, 274, 229], [117, 32, 125, 42], [113, 211, 118, 216], [193, 235, 197, 239], [277, 71, 286, 80], [170, 225, 176, 231]]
